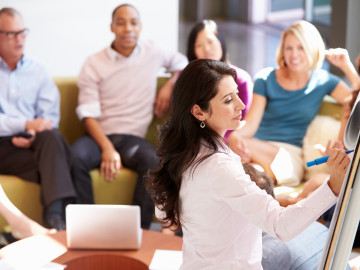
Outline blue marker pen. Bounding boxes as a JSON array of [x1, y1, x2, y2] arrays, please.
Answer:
[[306, 150, 354, 167]]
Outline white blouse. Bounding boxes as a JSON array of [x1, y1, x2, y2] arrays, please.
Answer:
[[179, 145, 337, 269]]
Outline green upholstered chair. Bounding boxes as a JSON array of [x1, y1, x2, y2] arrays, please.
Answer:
[[0, 76, 169, 232], [0, 77, 341, 233]]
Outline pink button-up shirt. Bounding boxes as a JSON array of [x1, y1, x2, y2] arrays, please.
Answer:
[[179, 144, 337, 269], [76, 40, 188, 138]]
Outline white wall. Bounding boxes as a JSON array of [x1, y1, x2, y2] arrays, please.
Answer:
[[1, 0, 179, 77]]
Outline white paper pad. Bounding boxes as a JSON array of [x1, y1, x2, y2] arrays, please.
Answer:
[[149, 249, 183, 270], [0, 234, 67, 270], [0, 260, 66, 270]]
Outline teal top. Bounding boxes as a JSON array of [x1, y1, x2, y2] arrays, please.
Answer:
[[253, 67, 340, 147]]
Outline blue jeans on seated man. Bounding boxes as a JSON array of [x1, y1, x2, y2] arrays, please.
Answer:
[[262, 221, 351, 270], [71, 134, 158, 229]]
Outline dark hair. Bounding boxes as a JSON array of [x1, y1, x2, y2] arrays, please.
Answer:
[[146, 59, 236, 231], [186, 20, 227, 63], [243, 164, 275, 198], [112, 3, 140, 22]]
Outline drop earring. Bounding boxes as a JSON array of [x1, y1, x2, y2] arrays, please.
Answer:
[[200, 121, 205, 128]]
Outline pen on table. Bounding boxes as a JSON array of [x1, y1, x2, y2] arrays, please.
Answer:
[[306, 150, 354, 167]]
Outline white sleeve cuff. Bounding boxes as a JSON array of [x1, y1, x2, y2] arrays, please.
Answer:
[[155, 206, 166, 220], [76, 102, 101, 120]]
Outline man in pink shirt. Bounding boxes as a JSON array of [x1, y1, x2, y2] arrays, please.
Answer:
[[71, 4, 187, 229]]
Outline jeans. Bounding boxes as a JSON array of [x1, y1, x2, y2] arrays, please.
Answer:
[[262, 221, 350, 270], [71, 134, 158, 229]]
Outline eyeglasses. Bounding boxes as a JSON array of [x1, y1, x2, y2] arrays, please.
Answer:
[[0, 28, 29, 39]]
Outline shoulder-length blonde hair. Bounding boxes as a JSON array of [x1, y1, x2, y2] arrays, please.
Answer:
[[276, 20, 325, 70]]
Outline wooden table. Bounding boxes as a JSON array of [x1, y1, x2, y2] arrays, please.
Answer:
[[0, 230, 182, 270]]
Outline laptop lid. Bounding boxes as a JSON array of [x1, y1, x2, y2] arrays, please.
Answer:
[[66, 204, 142, 250]]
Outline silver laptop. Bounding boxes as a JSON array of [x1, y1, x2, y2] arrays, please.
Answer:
[[66, 204, 142, 250]]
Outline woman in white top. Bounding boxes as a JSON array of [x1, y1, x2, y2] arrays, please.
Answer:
[[146, 59, 350, 269]]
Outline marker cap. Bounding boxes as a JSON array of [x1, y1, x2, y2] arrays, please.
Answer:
[[306, 160, 316, 167]]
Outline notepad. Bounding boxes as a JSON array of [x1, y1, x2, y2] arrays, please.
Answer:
[[0, 234, 67, 270], [149, 249, 183, 270]]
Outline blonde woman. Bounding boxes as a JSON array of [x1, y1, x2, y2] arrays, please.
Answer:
[[228, 20, 358, 187]]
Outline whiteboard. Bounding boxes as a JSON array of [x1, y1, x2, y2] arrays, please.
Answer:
[[319, 95, 360, 269]]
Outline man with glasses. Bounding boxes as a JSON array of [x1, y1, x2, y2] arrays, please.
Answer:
[[0, 28, 28, 42], [0, 8, 76, 231]]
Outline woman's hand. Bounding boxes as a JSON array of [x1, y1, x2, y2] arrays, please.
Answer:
[[327, 148, 351, 196], [314, 140, 345, 156], [326, 48, 360, 90], [326, 48, 352, 72]]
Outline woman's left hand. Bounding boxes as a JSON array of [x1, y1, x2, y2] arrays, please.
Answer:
[[326, 48, 352, 71]]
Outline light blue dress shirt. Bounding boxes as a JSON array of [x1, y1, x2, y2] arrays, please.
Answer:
[[0, 55, 59, 136]]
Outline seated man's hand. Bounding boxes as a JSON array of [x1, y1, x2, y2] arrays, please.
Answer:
[[227, 130, 252, 163], [26, 119, 53, 133], [100, 147, 122, 181], [327, 148, 351, 196], [154, 81, 172, 117], [11, 129, 36, 148]]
